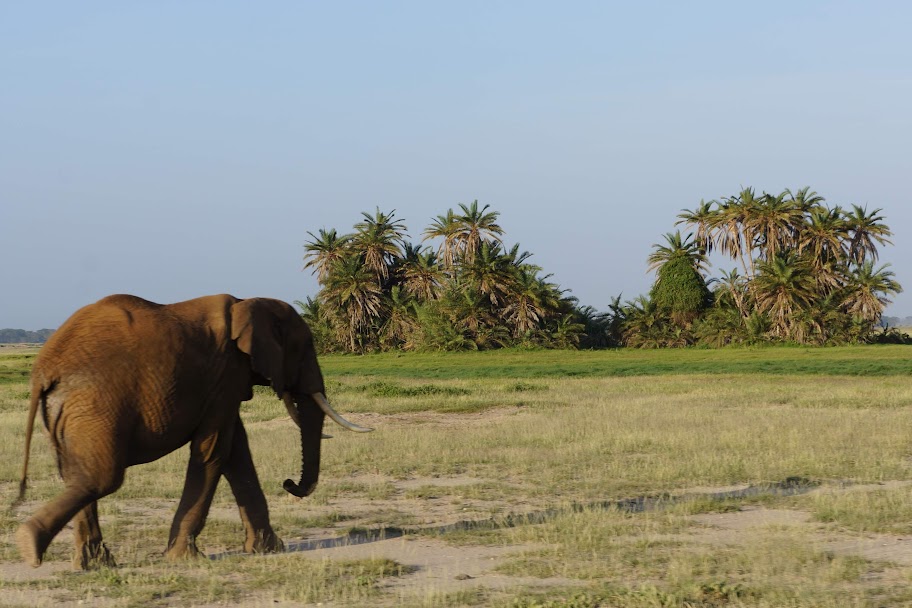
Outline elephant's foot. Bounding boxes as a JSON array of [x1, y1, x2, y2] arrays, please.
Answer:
[[246, 529, 284, 554], [15, 520, 49, 568], [74, 540, 116, 570], [163, 536, 205, 561]]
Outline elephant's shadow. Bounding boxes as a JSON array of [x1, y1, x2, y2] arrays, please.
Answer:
[[209, 477, 818, 560]]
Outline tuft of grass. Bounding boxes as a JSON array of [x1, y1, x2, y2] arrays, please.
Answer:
[[504, 381, 547, 392], [3, 565, 241, 605], [208, 555, 414, 603], [803, 484, 912, 534], [318, 480, 397, 501], [277, 511, 354, 530], [664, 496, 746, 516], [358, 380, 471, 398]]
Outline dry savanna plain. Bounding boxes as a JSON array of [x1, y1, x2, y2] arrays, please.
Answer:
[[2, 344, 912, 607]]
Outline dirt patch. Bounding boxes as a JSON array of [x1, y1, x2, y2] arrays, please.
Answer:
[[826, 535, 912, 566], [690, 507, 813, 535], [301, 536, 576, 596], [0, 559, 70, 582], [687, 484, 912, 568]]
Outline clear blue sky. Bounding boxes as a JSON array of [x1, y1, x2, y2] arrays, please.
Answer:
[[2, 1, 910, 329]]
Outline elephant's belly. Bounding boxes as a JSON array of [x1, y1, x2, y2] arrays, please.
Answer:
[[125, 416, 198, 466], [125, 437, 191, 466]]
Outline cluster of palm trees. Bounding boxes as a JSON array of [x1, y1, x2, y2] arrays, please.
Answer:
[[299, 202, 583, 352], [617, 187, 903, 347]]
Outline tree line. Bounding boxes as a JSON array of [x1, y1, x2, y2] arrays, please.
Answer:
[[299, 202, 587, 353], [0, 329, 54, 344], [617, 187, 904, 347], [301, 191, 904, 353], [882, 316, 912, 328]]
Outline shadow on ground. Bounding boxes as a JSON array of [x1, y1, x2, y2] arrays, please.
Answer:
[[211, 476, 819, 559]]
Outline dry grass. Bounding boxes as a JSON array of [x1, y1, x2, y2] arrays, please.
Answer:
[[3, 346, 912, 606]]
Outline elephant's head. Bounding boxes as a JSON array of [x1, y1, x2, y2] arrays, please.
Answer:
[[230, 298, 371, 498]]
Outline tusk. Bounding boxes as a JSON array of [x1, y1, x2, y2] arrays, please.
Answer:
[[282, 393, 301, 427], [312, 392, 374, 433]]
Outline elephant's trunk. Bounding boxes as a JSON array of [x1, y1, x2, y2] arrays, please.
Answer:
[[279, 392, 373, 499], [282, 393, 325, 498]]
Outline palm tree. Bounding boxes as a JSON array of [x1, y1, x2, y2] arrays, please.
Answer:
[[752, 253, 817, 339], [844, 204, 893, 264], [574, 304, 612, 348], [604, 294, 627, 347], [453, 200, 504, 265], [303, 228, 351, 285], [442, 285, 506, 349], [749, 191, 803, 261], [321, 255, 386, 352], [351, 208, 407, 285], [797, 206, 848, 265], [422, 209, 461, 270], [787, 187, 826, 215], [620, 296, 678, 348], [294, 296, 322, 325], [715, 268, 751, 319], [546, 313, 585, 349], [797, 206, 849, 293], [675, 199, 718, 255], [646, 231, 708, 275], [397, 243, 444, 302], [294, 297, 337, 353], [775, 187, 825, 252], [841, 262, 902, 327], [460, 241, 524, 307], [713, 189, 762, 278], [793, 292, 850, 345], [693, 305, 746, 347], [380, 285, 418, 349], [501, 267, 553, 339]]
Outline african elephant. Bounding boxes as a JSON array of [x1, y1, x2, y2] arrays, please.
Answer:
[[15, 293, 371, 569]]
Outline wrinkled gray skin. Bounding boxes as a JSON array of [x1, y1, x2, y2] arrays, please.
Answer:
[[16, 294, 334, 569]]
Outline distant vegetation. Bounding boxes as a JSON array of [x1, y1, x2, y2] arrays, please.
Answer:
[[620, 187, 904, 347], [883, 316, 912, 328], [301, 190, 905, 352], [300, 202, 587, 353], [0, 328, 53, 344]]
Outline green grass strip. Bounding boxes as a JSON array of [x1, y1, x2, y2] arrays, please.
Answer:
[[321, 345, 912, 380]]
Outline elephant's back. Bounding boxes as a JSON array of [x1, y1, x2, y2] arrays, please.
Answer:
[[33, 295, 174, 385]]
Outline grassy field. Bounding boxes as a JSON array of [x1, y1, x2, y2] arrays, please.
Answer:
[[1, 345, 912, 606]]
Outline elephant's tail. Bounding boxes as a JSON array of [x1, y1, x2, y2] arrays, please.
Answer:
[[17, 381, 43, 504]]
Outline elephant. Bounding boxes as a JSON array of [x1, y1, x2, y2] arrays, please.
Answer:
[[15, 293, 371, 569]]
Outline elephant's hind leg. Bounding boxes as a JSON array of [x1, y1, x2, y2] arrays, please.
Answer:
[[16, 480, 121, 568], [72, 501, 116, 570], [223, 420, 283, 554], [16, 428, 125, 568], [15, 516, 51, 568]]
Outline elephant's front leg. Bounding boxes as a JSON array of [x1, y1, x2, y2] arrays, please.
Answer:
[[222, 420, 283, 554], [164, 427, 233, 561]]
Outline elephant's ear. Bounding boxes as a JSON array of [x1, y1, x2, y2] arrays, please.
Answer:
[[230, 299, 285, 395]]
